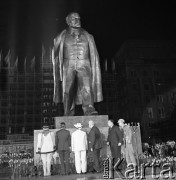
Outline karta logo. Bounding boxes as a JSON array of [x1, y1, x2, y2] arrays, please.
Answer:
[[103, 158, 175, 179]]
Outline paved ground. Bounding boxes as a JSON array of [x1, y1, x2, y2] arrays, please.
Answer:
[[1, 172, 175, 180], [1, 167, 176, 180]]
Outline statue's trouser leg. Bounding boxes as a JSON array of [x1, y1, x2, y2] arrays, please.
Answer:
[[63, 66, 76, 116], [77, 62, 94, 112]]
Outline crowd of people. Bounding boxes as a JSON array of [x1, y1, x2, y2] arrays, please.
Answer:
[[36, 118, 137, 177]]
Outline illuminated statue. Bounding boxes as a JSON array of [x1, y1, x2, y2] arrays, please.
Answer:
[[52, 12, 103, 116]]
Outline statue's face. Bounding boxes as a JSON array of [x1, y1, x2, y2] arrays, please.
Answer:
[[67, 13, 81, 28]]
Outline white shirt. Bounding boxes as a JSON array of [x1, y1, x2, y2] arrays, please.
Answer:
[[36, 131, 55, 153], [41, 133, 54, 153]]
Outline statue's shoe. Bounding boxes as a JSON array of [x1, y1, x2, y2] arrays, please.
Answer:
[[89, 111, 98, 115], [84, 110, 98, 116]]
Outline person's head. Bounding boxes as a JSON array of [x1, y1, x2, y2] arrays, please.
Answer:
[[66, 12, 81, 28], [89, 120, 94, 129], [60, 122, 66, 129], [118, 119, 125, 128], [42, 122, 49, 132], [74, 123, 82, 130], [108, 119, 114, 128]]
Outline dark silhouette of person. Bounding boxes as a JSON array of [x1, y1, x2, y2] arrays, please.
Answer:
[[55, 122, 71, 175]]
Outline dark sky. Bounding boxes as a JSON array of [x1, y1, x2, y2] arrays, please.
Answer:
[[0, 0, 176, 61]]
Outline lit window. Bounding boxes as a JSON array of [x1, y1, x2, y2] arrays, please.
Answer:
[[147, 107, 153, 118], [157, 95, 163, 102], [130, 70, 136, 77], [158, 107, 165, 118]]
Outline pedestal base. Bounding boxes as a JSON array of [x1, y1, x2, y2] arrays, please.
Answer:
[[54, 115, 108, 128]]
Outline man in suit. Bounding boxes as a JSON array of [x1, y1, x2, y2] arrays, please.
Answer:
[[55, 122, 71, 175], [71, 123, 88, 174], [88, 120, 102, 173], [107, 119, 123, 166]]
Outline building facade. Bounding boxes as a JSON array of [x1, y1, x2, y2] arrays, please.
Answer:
[[0, 58, 42, 139], [114, 40, 176, 142]]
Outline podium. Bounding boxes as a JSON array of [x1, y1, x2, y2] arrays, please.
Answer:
[[34, 115, 109, 165]]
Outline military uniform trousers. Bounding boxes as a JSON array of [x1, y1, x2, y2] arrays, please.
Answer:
[[125, 143, 136, 166]]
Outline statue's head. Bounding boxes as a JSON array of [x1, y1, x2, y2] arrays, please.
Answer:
[[66, 12, 81, 28]]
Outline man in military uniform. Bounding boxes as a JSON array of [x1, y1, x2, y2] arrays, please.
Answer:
[[52, 12, 103, 116], [118, 119, 137, 171]]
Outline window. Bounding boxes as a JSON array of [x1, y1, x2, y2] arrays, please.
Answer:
[[1, 118, 6, 124], [133, 96, 139, 104], [52, 109, 57, 113], [43, 109, 49, 114], [143, 71, 148, 77], [144, 84, 149, 91], [10, 110, 15, 114], [147, 107, 153, 118], [158, 107, 165, 118], [27, 109, 33, 114], [1, 110, 6, 115], [170, 92, 176, 105], [130, 70, 136, 77], [17, 126, 22, 133], [132, 83, 138, 91], [157, 95, 163, 103], [0, 127, 6, 133], [145, 96, 150, 104], [134, 108, 140, 118], [19, 85, 25, 90], [35, 109, 41, 114], [1, 102, 8, 106], [154, 70, 159, 77]]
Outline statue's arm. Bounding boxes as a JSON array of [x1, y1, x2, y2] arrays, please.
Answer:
[[52, 30, 66, 64]]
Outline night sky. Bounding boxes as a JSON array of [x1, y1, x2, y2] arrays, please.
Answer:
[[0, 0, 176, 61]]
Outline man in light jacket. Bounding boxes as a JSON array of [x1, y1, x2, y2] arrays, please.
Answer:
[[36, 123, 55, 177], [71, 123, 88, 174]]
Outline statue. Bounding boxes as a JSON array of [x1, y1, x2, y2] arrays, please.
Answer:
[[52, 12, 103, 116]]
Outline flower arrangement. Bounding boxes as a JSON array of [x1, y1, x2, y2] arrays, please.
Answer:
[[139, 140, 176, 175], [0, 152, 35, 179]]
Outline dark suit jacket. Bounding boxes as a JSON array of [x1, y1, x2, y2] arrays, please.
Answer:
[[88, 125, 102, 150], [55, 128, 71, 151], [107, 125, 123, 147]]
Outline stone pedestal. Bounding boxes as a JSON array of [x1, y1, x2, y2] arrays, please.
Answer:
[[34, 115, 109, 165], [54, 115, 108, 128]]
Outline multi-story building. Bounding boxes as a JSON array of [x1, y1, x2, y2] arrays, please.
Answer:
[[0, 47, 119, 139], [0, 56, 42, 139], [114, 40, 176, 142]]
